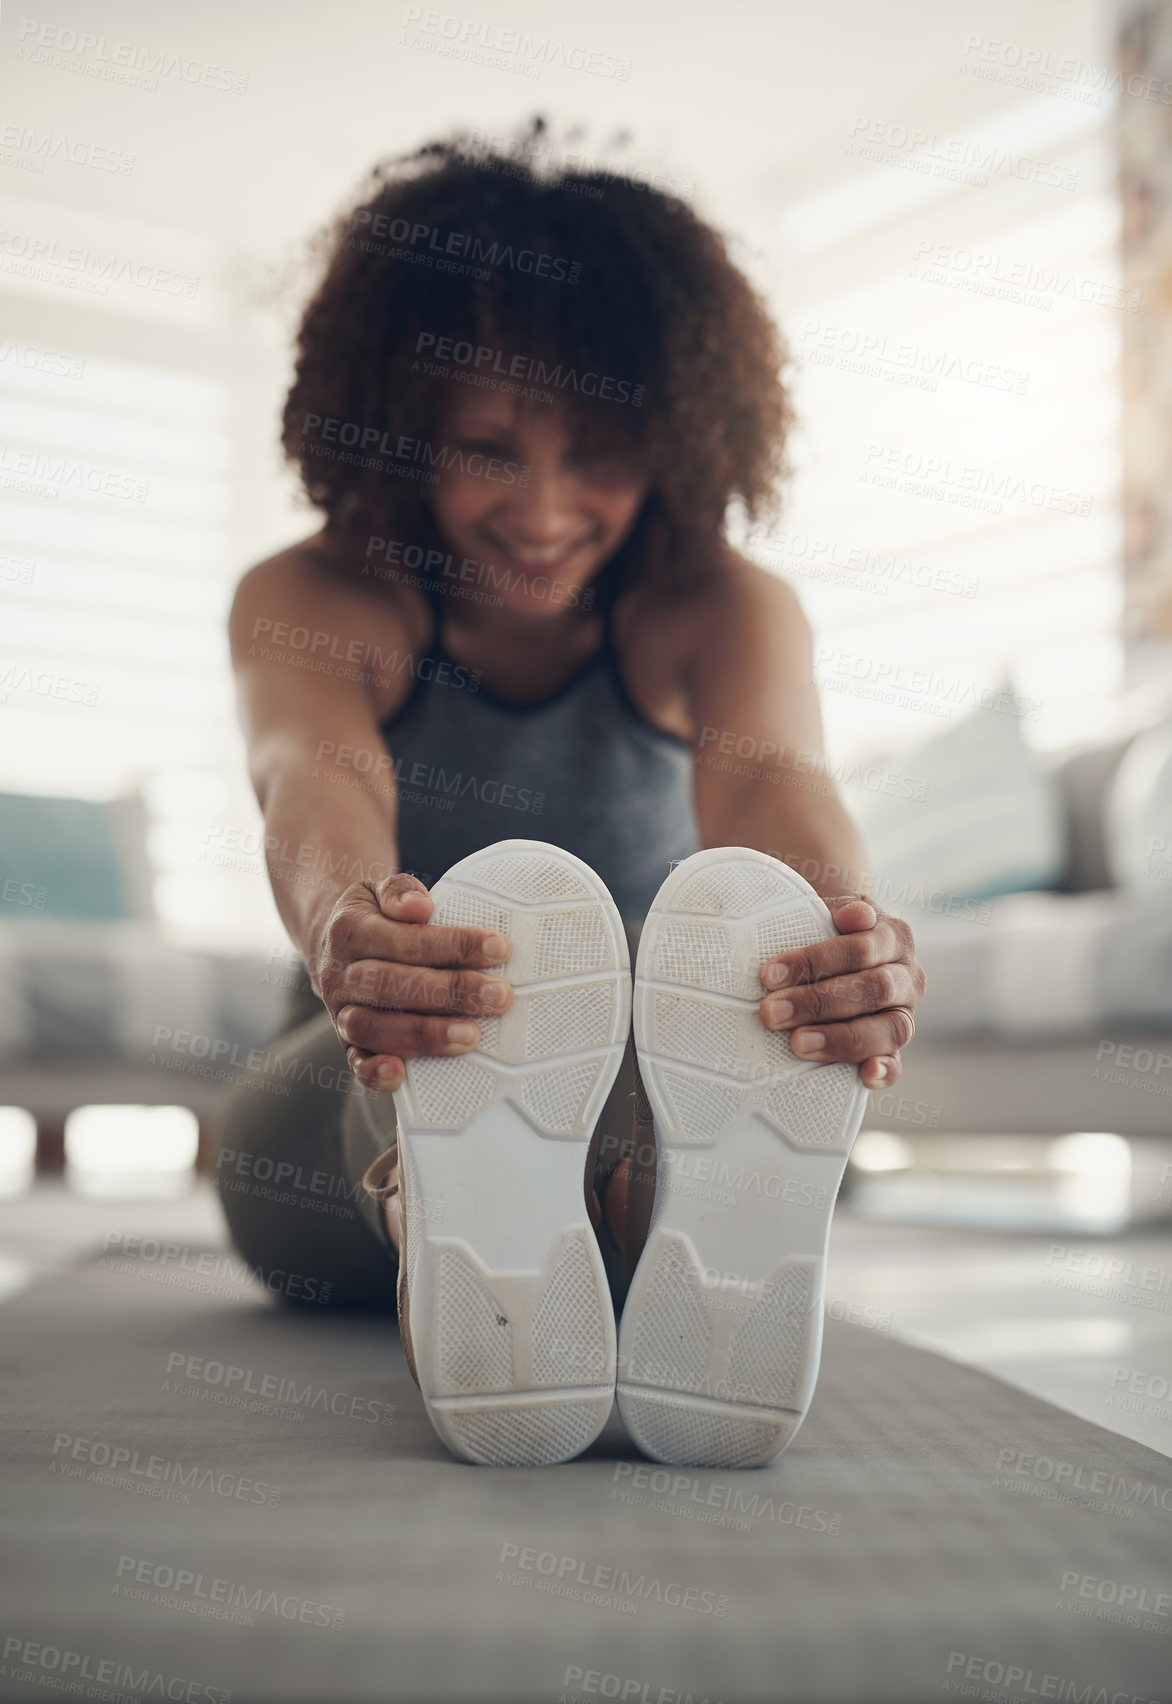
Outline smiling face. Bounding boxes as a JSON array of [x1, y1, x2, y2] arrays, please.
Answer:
[[428, 390, 649, 616]]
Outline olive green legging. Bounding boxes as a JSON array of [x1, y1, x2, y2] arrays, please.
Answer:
[[214, 929, 640, 1313]]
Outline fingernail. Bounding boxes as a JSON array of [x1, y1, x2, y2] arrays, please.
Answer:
[[762, 961, 790, 989], [446, 1021, 479, 1047], [870, 1061, 889, 1083], [376, 1062, 401, 1086], [764, 997, 794, 1026], [482, 933, 511, 963], [793, 1031, 825, 1055], [480, 980, 510, 1009]]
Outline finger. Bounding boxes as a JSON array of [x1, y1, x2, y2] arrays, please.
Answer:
[[786, 1007, 916, 1064], [823, 893, 877, 932], [760, 917, 903, 990], [340, 958, 513, 1016], [860, 1055, 901, 1091], [337, 1004, 482, 1059], [373, 872, 433, 921], [761, 963, 918, 1030], [357, 916, 512, 972], [344, 1045, 405, 1093], [382, 886, 434, 922]]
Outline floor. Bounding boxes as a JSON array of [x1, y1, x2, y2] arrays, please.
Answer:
[[3, 1180, 1169, 1458], [10, 1232, 1171, 1704]]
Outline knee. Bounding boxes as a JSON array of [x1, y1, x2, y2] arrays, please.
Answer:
[[213, 1075, 286, 1198]]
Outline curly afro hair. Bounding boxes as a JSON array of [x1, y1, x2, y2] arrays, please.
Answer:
[[283, 120, 793, 594]]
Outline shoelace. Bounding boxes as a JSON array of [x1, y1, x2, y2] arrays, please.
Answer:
[[362, 1142, 400, 1202]]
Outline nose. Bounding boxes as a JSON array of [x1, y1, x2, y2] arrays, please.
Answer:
[[496, 458, 586, 544]]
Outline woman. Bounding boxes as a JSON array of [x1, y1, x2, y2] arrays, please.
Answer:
[[218, 124, 926, 1466]]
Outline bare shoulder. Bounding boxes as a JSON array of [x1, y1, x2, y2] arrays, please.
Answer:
[[230, 532, 432, 666], [627, 552, 810, 673], [698, 553, 809, 646], [229, 532, 434, 722]]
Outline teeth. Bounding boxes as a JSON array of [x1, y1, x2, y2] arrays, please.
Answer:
[[503, 540, 585, 565]]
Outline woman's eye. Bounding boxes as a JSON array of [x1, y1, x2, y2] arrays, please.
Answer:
[[459, 437, 510, 456], [571, 454, 628, 483]]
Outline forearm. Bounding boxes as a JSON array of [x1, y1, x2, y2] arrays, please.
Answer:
[[254, 739, 402, 970], [698, 776, 871, 903]]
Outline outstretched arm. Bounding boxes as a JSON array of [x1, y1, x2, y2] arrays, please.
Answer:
[[229, 551, 514, 1092], [686, 561, 926, 1091]]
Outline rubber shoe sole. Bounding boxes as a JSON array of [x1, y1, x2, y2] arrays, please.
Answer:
[[616, 847, 869, 1468], [393, 839, 630, 1466]]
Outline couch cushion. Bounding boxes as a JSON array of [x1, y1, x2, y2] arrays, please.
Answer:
[[1105, 714, 1172, 892], [0, 792, 153, 921], [846, 699, 1064, 916], [911, 888, 1172, 1040]]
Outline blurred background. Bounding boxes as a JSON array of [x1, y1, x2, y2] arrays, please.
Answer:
[[1, 0, 1170, 1446]]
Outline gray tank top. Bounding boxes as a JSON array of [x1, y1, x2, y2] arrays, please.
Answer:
[[381, 590, 699, 919]]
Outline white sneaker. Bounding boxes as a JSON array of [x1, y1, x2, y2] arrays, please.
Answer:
[[616, 847, 869, 1468], [392, 839, 630, 1466]]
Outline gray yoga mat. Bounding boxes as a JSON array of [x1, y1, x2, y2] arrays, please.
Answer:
[[1, 1245, 1170, 1704]]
